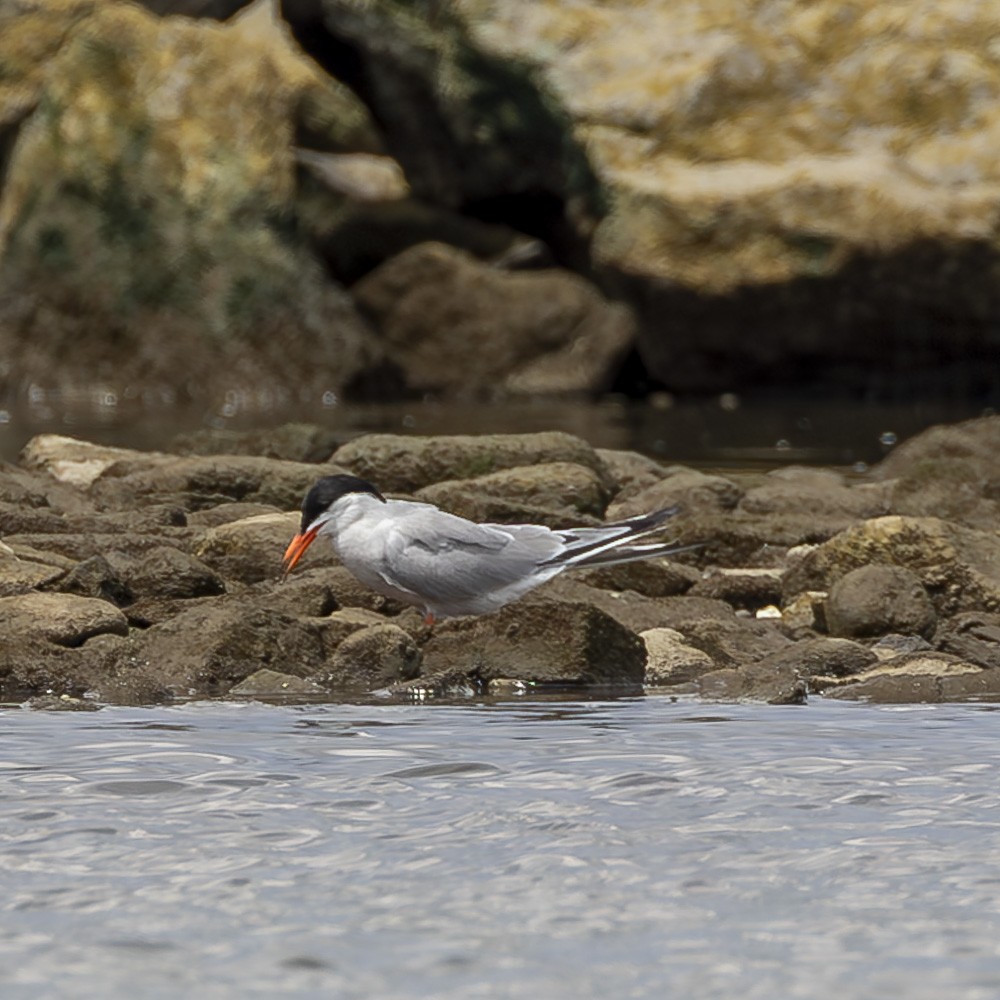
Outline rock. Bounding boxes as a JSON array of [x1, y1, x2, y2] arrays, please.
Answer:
[[352, 242, 634, 397], [783, 516, 1000, 617], [0, 2, 382, 404], [575, 559, 697, 598], [539, 577, 700, 634], [416, 461, 610, 518], [194, 512, 307, 584], [0, 593, 128, 646], [332, 431, 611, 494], [116, 546, 225, 600], [228, 668, 324, 699], [91, 606, 330, 699], [91, 455, 337, 512], [247, 570, 339, 618], [873, 417, 1000, 530], [606, 466, 742, 519], [934, 612, 1000, 669], [688, 568, 783, 611], [325, 623, 422, 690], [697, 662, 807, 705], [282, 1, 600, 248], [169, 423, 341, 463], [640, 628, 716, 686], [667, 615, 792, 668], [50, 555, 132, 606], [21, 436, 166, 489], [25, 693, 102, 712], [871, 633, 934, 661], [824, 564, 935, 639], [450, 1, 1000, 396], [187, 502, 284, 528], [0, 547, 66, 596], [314, 566, 409, 617], [780, 591, 827, 632], [738, 467, 890, 535], [767, 637, 877, 679], [418, 598, 646, 689], [825, 653, 984, 703], [596, 449, 669, 499]]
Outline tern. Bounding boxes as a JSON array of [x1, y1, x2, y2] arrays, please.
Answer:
[[282, 474, 690, 623]]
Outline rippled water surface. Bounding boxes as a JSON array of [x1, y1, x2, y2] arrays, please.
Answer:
[[3, 699, 1000, 999]]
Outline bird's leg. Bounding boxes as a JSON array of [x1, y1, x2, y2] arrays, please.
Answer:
[[423, 611, 436, 627]]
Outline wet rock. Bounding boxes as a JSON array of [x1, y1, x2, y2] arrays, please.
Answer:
[[825, 654, 984, 703], [737, 467, 890, 535], [874, 416, 1000, 530], [824, 564, 935, 639], [780, 590, 828, 633], [419, 598, 646, 689], [24, 693, 102, 712], [697, 662, 807, 705], [934, 612, 1000, 670], [0, 546, 66, 595], [641, 628, 716, 686], [783, 516, 1000, 617], [0, 593, 128, 646], [187, 502, 284, 528], [91, 606, 331, 700], [540, 577, 699, 634], [416, 462, 610, 519], [768, 637, 877, 679], [606, 467, 742, 519], [871, 633, 934, 661], [352, 242, 633, 397], [325, 624, 422, 690], [247, 570, 339, 619], [668, 615, 792, 668], [688, 568, 783, 611], [91, 455, 337, 512], [194, 512, 305, 585], [597, 449, 669, 499], [50, 555, 132, 606], [117, 546, 225, 600], [575, 559, 697, 598], [228, 669, 325, 699], [331, 432, 610, 494]]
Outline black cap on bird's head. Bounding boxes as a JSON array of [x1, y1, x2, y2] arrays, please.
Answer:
[[282, 474, 386, 578], [298, 474, 385, 533]]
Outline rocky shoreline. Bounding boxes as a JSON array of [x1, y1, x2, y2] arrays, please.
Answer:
[[4, 416, 1000, 709]]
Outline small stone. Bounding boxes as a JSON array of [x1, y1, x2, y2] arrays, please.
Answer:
[[326, 624, 422, 690], [640, 627, 716, 686], [825, 564, 935, 639], [228, 669, 324, 698]]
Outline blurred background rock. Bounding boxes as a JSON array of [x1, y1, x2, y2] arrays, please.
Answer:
[[0, 0, 997, 442]]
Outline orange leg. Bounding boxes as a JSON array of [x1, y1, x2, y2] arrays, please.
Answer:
[[424, 612, 436, 627]]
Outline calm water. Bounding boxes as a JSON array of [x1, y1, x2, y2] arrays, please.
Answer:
[[0, 394, 993, 467], [2, 698, 999, 1000]]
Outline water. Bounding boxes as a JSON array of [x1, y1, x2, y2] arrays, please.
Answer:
[[3, 698, 999, 999], [0, 394, 993, 467]]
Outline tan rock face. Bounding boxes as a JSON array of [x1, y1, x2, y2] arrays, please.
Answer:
[[0, 1, 379, 401], [454, 0, 1000, 390]]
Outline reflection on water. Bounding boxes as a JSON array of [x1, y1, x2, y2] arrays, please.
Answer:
[[2, 699, 1000, 999], [0, 391, 994, 467]]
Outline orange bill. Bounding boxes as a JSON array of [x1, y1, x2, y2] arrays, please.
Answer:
[[281, 527, 319, 579]]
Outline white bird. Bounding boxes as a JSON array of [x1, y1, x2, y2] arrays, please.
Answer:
[[282, 474, 690, 623]]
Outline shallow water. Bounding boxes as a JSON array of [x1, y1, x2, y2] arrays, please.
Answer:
[[0, 394, 993, 467], [2, 698, 999, 999]]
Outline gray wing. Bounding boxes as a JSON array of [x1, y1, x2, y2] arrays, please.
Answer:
[[375, 507, 566, 607]]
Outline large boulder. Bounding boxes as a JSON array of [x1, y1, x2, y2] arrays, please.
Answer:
[[352, 242, 633, 396], [450, 0, 1000, 394], [0, 0, 381, 405]]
